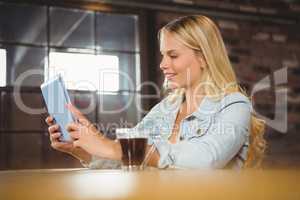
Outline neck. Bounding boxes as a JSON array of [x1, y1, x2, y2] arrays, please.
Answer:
[[183, 83, 205, 115]]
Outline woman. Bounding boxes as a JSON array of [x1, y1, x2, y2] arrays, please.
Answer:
[[46, 15, 266, 169]]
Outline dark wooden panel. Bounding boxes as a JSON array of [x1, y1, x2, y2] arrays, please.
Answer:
[[41, 131, 82, 169], [6, 133, 43, 169], [0, 132, 8, 169], [2, 91, 46, 132]]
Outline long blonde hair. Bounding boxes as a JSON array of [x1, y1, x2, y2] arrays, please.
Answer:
[[159, 15, 266, 168]]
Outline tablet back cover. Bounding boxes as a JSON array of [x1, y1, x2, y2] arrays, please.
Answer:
[[41, 75, 73, 141]]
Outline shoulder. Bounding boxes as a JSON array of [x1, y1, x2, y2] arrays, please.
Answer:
[[198, 92, 251, 115], [135, 96, 177, 131], [141, 95, 179, 120], [218, 92, 251, 112], [148, 95, 180, 114], [221, 92, 250, 103], [201, 92, 251, 124], [214, 92, 252, 127]]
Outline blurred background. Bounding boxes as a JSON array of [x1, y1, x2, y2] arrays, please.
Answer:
[[0, 0, 299, 170]]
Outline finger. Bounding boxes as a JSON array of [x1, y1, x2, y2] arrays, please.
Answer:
[[73, 140, 81, 148], [69, 131, 80, 140], [51, 141, 64, 149], [66, 122, 79, 132], [51, 141, 72, 149], [66, 104, 87, 122], [45, 116, 54, 126], [77, 117, 91, 126], [50, 132, 61, 142], [48, 124, 60, 133]]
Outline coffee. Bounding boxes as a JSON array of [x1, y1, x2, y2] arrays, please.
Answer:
[[119, 138, 147, 167]]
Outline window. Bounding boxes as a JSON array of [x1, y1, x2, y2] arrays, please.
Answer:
[[0, 2, 142, 170], [47, 52, 119, 92], [0, 49, 6, 87]]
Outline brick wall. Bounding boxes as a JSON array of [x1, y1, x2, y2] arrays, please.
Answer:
[[219, 18, 300, 168]]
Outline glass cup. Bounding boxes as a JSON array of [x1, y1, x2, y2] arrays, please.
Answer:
[[116, 128, 148, 170]]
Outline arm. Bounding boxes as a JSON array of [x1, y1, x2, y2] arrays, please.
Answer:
[[70, 147, 92, 164], [66, 104, 122, 161]]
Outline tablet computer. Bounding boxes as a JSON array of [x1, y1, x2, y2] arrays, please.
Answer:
[[41, 75, 74, 142]]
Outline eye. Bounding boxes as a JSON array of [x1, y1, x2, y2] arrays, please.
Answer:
[[169, 55, 178, 59]]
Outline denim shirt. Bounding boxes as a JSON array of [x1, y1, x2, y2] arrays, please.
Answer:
[[86, 92, 251, 170], [134, 92, 251, 169]]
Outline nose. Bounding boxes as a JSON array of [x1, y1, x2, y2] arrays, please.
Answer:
[[159, 56, 169, 71]]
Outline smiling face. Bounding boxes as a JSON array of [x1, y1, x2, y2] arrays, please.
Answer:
[[159, 30, 205, 91]]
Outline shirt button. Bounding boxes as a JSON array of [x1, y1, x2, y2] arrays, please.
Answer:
[[197, 129, 202, 135]]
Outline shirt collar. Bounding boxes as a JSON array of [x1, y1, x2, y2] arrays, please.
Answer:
[[166, 95, 218, 121], [191, 96, 219, 120]]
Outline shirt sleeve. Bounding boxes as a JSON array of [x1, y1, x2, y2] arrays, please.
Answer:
[[81, 155, 121, 169], [133, 101, 165, 145], [153, 101, 251, 169], [84, 100, 168, 169]]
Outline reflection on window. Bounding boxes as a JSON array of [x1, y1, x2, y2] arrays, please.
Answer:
[[0, 49, 6, 87], [47, 52, 119, 92]]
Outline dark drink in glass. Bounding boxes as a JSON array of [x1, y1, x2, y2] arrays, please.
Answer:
[[119, 137, 148, 170]]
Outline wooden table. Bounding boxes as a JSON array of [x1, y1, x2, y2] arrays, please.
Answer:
[[0, 168, 300, 200]]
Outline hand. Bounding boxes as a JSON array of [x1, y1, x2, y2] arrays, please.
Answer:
[[45, 115, 92, 163], [45, 116, 74, 154], [66, 104, 122, 160]]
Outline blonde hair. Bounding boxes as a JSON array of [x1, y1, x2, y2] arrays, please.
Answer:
[[159, 15, 266, 168]]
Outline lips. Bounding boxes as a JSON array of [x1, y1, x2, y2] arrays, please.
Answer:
[[164, 73, 177, 80]]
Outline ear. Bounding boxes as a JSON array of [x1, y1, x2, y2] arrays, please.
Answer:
[[197, 53, 207, 69]]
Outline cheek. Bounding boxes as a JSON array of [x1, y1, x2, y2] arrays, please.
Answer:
[[172, 59, 191, 75], [175, 59, 200, 80], [190, 63, 202, 80]]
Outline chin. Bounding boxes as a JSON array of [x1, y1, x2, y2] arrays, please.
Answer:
[[166, 80, 182, 90]]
